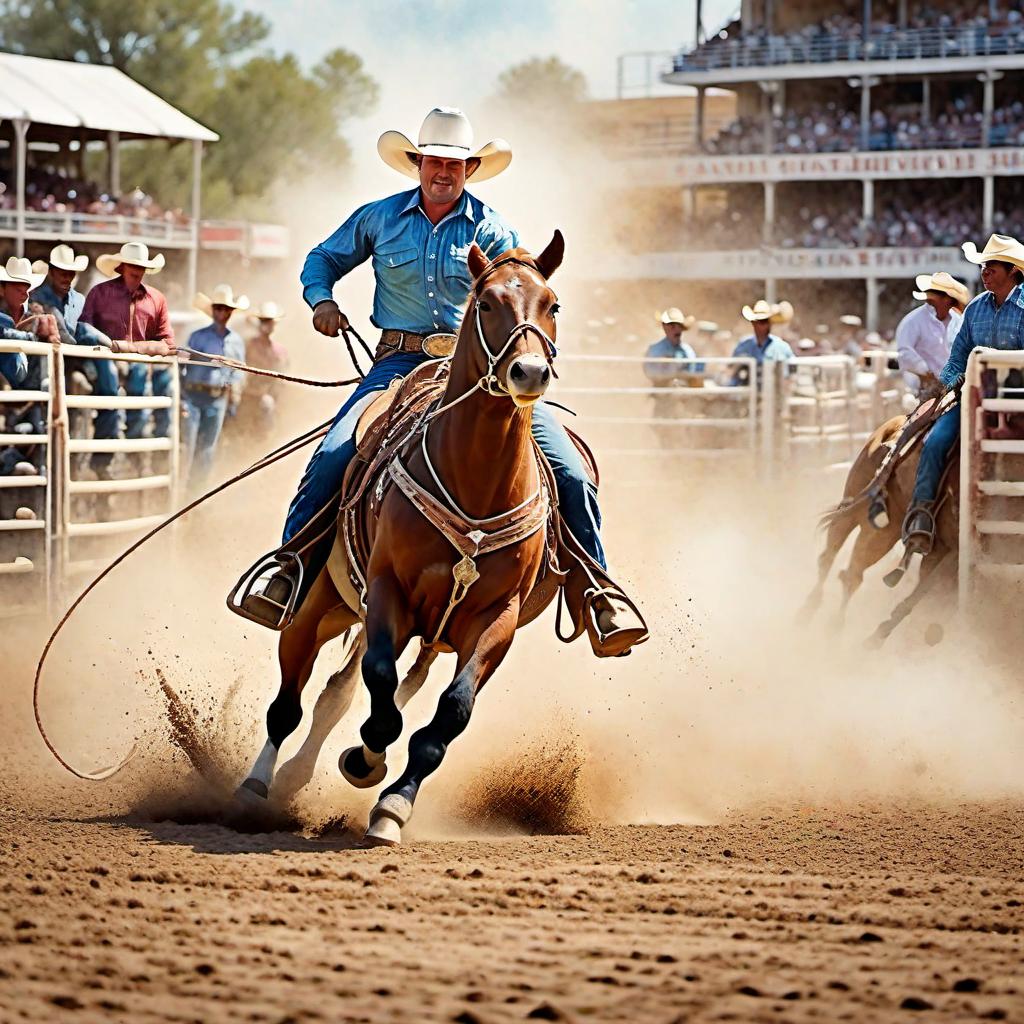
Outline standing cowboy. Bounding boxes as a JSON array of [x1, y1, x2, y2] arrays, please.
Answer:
[[30, 244, 118, 475], [245, 106, 646, 656], [903, 234, 1024, 553], [895, 271, 969, 397], [241, 301, 289, 435], [732, 299, 795, 385], [180, 284, 247, 491], [80, 241, 174, 444], [643, 308, 699, 384]]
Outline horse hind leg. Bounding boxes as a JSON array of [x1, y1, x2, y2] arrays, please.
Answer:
[[801, 513, 858, 618], [868, 549, 951, 648], [238, 573, 356, 803], [832, 519, 901, 626]]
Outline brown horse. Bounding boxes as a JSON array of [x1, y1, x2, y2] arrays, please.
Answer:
[[806, 412, 959, 642], [238, 235, 566, 843]]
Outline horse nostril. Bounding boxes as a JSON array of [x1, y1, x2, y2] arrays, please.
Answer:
[[510, 362, 527, 382], [540, 365, 551, 383]]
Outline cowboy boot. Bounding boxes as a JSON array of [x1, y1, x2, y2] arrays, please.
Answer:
[[901, 500, 936, 556], [588, 590, 649, 658]]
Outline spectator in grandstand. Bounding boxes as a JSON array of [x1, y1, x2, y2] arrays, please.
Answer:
[[0, 257, 60, 478], [239, 301, 289, 437], [903, 234, 1024, 553], [29, 244, 121, 477], [180, 284, 247, 492], [643, 308, 699, 384], [732, 299, 796, 385], [895, 271, 970, 397], [80, 242, 174, 446]]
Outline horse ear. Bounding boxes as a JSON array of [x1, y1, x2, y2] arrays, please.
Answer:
[[467, 243, 489, 280], [534, 230, 565, 280]]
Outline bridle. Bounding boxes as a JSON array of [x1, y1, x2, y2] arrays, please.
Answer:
[[427, 254, 559, 419]]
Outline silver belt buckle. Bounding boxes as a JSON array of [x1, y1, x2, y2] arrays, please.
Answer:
[[422, 333, 456, 358]]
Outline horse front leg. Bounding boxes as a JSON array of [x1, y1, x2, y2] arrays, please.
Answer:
[[339, 574, 414, 789], [238, 572, 356, 803], [364, 599, 520, 846]]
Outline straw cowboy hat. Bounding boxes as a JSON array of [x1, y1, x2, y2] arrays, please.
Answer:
[[659, 307, 696, 330], [961, 233, 1024, 273], [251, 300, 285, 321], [839, 314, 862, 327], [45, 243, 88, 273], [742, 299, 794, 324], [0, 256, 45, 288], [378, 107, 512, 183], [913, 271, 971, 308], [96, 241, 165, 278], [193, 283, 250, 317]]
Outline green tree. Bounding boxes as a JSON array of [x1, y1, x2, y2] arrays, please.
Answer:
[[0, 0, 378, 216], [492, 56, 589, 113]]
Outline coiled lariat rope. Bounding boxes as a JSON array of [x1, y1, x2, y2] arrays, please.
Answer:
[[34, 325, 372, 780]]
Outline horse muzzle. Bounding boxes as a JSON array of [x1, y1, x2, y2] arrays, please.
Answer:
[[506, 354, 551, 408]]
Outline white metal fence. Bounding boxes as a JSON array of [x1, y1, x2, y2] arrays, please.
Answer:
[[0, 339, 180, 614]]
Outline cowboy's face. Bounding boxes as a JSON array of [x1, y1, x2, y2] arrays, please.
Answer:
[[417, 155, 480, 205], [119, 263, 146, 291], [48, 267, 76, 297], [211, 304, 233, 328], [753, 318, 771, 342], [664, 322, 685, 344], [2, 281, 29, 312], [257, 318, 275, 336], [925, 291, 955, 320]]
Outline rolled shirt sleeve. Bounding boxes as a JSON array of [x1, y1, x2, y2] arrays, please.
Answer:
[[301, 202, 374, 310]]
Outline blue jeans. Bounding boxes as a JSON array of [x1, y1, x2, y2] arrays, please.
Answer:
[[912, 406, 960, 505], [282, 353, 606, 569], [126, 363, 173, 438], [181, 390, 228, 488]]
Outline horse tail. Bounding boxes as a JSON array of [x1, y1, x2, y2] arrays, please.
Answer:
[[818, 488, 872, 531]]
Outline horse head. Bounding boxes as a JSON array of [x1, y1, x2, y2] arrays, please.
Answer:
[[462, 230, 564, 408]]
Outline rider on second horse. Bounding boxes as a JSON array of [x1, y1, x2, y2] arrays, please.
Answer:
[[242, 107, 647, 657], [902, 233, 1024, 553]]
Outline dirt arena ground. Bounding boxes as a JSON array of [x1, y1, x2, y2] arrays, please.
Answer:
[[2, 445, 1023, 1022]]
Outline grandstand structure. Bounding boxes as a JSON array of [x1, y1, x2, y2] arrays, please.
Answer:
[[612, 0, 1024, 335], [0, 52, 288, 296]]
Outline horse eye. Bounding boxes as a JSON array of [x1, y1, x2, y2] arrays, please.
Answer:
[[478, 300, 491, 313]]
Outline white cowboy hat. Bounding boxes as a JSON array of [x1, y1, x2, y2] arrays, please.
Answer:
[[377, 107, 512, 183], [962, 233, 1024, 273], [839, 314, 862, 327], [251, 300, 285, 321], [96, 241, 165, 278], [45, 243, 88, 273], [193, 283, 250, 317], [742, 299, 794, 324], [659, 307, 696, 330], [0, 256, 46, 288], [914, 271, 971, 308], [697, 320, 719, 332]]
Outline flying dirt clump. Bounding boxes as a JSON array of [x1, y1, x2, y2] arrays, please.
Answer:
[[452, 729, 593, 835]]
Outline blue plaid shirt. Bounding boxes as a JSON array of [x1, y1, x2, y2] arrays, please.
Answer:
[[300, 187, 518, 334], [942, 283, 1024, 385], [30, 280, 109, 347]]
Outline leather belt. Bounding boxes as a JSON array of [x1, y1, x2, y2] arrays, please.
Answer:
[[374, 330, 457, 362], [185, 381, 228, 398]]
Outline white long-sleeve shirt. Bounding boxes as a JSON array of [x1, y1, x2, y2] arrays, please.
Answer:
[[895, 303, 962, 378]]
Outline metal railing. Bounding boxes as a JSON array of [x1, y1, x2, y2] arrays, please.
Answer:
[[0, 211, 194, 247], [674, 24, 1024, 73], [0, 339, 181, 614]]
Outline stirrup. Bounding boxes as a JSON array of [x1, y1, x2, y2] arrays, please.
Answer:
[[900, 504, 936, 557], [227, 550, 304, 631], [584, 586, 649, 658]]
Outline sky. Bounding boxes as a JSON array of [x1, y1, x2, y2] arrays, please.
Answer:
[[247, 0, 739, 162]]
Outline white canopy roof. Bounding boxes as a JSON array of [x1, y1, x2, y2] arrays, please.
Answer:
[[0, 52, 218, 143]]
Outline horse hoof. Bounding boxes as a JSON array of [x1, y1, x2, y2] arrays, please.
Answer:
[[882, 567, 904, 589], [235, 777, 269, 804], [339, 746, 387, 789], [364, 794, 412, 847]]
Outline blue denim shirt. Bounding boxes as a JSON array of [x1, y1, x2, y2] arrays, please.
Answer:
[[644, 337, 702, 381], [732, 333, 795, 364], [300, 187, 519, 334], [30, 280, 109, 347], [0, 309, 35, 388], [942, 283, 1024, 385], [182, 323, 245, 390]]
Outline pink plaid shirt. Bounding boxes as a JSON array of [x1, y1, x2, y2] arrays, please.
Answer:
[[80, 277, 174, 344]]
